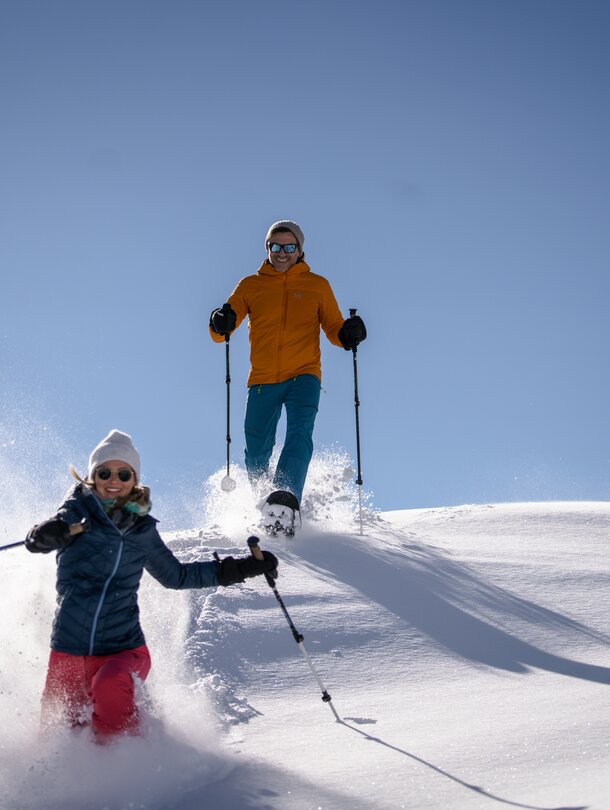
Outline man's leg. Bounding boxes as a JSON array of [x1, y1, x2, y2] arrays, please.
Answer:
[[88, 645, 151, 739], [273, 375, 321, 504], [244, 382, 285, 488]]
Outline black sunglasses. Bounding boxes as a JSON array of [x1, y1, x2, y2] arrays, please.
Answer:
[[268, 242, 298, 254], [95, 467, 134, 482]]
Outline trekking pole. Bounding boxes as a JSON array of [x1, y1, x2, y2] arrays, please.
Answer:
[[247, 536, 341, 721], [0, 540, 28, 552], [0, 518, 90, 553], [349, 308, 364, 536], [220, 304, 236, 493]]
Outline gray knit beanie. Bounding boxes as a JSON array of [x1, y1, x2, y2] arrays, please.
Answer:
[[87, 429, 141, 481], [265, 220, 305, 254]]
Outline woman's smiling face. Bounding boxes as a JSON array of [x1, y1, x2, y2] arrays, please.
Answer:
[[93, 460, 135, 500]]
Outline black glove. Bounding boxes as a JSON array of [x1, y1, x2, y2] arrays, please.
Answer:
[[338, 315, 367, 350], [217, 550, 279, 587], [209, 303, 237, 335], [25, 518, 74, 554]]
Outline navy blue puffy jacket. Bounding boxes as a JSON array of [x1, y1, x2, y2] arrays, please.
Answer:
[[47, 484, 219, 656]]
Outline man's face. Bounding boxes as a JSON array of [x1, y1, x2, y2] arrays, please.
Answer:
[[267, 231, 301, 272]]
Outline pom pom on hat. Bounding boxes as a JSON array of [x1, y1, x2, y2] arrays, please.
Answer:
[[265, 220, 305, 254], [88, 430, 141, 481]]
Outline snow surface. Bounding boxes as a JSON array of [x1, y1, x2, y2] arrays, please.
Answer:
[[1, 453, 609, 810]]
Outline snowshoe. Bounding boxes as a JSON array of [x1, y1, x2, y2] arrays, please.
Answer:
[[261, 490, 300, 537]]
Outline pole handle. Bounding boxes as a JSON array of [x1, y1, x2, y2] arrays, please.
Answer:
[[349, 308, 359, 355], [222, 302, 232, 342], [247, 536, 278, 584], [247, 536, 264, 561], [1, 517, 90, 553], [70, 517, 90, 536]]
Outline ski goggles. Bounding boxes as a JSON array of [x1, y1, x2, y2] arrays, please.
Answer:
[[268, 242, 298, 254], [95, 467, 134, 482]]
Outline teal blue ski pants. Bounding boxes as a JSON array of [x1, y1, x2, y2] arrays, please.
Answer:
[[244, 374, 321, 505]]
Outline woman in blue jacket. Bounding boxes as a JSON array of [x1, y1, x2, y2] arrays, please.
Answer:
[[26, 429, 277, 741]]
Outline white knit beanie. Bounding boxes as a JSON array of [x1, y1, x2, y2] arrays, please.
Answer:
[[87, 430, 141, 481], [265, 220, 305, 254]]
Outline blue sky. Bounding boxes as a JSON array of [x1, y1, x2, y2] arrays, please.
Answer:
[[1, 0, 609, 516]]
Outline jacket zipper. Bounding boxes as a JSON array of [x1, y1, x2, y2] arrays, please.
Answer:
[[276, 273, 289, 379], [87, 517, 135, 655], [88, 535, 124, 655]]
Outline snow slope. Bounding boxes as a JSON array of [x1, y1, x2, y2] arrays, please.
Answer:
[[1, 461, 609, 810]]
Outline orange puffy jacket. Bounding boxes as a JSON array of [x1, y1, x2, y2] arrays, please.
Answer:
[[210, 260, 345, 386]]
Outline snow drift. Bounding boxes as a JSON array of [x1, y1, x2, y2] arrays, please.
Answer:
[[1, 441, 609, 809]]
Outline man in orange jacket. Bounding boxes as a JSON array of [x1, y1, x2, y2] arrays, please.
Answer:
[[209, 220, 366, 532]]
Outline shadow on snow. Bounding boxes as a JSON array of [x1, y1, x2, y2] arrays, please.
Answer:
[[292, 528, 610, 684]]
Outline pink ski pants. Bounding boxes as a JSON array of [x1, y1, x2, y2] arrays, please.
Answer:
[[41, 645, 151, 739]]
